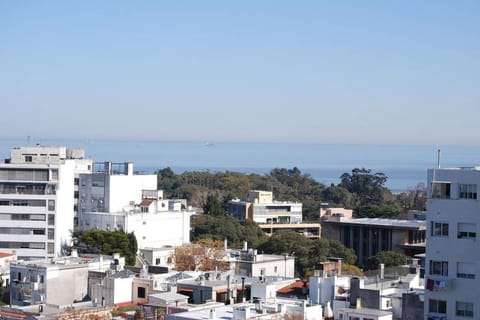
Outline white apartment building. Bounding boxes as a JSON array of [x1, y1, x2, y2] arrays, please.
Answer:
[[78, 190, 191, 249], [0, 146, 93, 260], [425, 167, 480, 319], [228, 190, 302, 224], [77, 161, 157, 214]]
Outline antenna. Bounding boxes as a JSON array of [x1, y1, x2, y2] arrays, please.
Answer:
[[437, 149, 441, 169]]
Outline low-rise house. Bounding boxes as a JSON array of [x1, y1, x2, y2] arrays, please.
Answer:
[[10, 252, 121, 306], [228, 243, 295, 278]]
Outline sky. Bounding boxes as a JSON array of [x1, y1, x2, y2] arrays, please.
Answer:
[[1, 1, 479, 145]]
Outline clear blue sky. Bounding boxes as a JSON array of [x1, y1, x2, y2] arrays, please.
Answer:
[[1, 1, 479, 144]]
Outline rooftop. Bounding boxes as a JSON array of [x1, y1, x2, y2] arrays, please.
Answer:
[[324, 217, 426, 230]]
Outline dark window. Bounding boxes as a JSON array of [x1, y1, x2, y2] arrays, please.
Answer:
[[48, 214, 55, 226], [137, 287, 146, 298], [429, 299, 447, 314]]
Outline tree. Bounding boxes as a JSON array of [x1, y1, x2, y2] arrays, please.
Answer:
[[397, 183, 427, 211], [366, 251, 406, 270], [339, 168, 401, 218], [174, 239, 229, 271], [258, 230, 311, 277], [192, 215, 267, 248], [74, 230, 137, 265], [203, 194, 225, 216]]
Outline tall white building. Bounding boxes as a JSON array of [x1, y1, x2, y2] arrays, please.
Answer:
[[425, 167, 479, 319], [0, 146, 93, 260]]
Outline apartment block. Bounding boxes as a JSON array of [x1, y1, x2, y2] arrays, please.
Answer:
[[0, 146, 93, 260], [425, 167, 480, 319]]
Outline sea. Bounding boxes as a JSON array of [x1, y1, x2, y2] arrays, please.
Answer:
[[1, 138, 480, 193]]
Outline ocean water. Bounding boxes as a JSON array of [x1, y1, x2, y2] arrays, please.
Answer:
[[1, 138, 479, 193]]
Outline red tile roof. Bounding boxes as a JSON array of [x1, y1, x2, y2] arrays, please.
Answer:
[[140, 199, 153, 206]]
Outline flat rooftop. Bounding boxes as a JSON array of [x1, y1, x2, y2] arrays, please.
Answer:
[[324, 218, 426, 230]]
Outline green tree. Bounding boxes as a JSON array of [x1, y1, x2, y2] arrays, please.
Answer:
[[366, 251, 406, 270], [203, 194, 225, 216], [192, 215, 267, 248], [339, 168, 401, 218], [75, 230, 137, 265], [258, 231, 310, 278]]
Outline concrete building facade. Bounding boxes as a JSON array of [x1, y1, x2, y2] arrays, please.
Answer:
[[424, 167, 480, 319], [321, 216, 426, 266], [0, 146, 93, 260]]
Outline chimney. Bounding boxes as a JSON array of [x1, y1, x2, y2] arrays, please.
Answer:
[[209, 309, 216, 320], [243, 241, 248, 251]]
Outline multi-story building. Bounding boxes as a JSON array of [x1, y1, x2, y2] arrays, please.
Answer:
[[229, 190, 302, 224], [78, 189, 191, 249], [425, 167, 480, 319], [0, 146, 93, 260], [77, 161, 157, 215], [229, 190, 322, 237]]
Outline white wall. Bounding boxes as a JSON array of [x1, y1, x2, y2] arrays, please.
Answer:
[[107, 175, 157, 212], [56, 160, 76, 256]]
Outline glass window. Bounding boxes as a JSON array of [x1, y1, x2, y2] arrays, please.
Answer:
[[430, 260, 448, 276], [457, 262, 475, 279], [458, 223, 476, 239], [48, 229, 54, 240], [456, 301, 474, 317], [431, 222, 449, 237], [429, 299, 447, 314], [432, 182, 451, 199], [459, 184, 477, 199], [48, 200, 55, 211]]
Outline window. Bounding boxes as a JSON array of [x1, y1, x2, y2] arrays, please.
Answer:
[[74, 178, 79, 186], [48, 214, 55, 226], [156, 258, 161, 265], [74, 191, 79, 199], [457, 262, 475, 279], [48, 200, 55, 211], [274, 266, 278, 273], [456, 301, 474, 317], [48, 229, 54, 240], [137, 287, 146, 299], [429, 299, 447, 314], [24, 156, 32, 162], [50, 170, 58, 180], [47, 243, 54, 254], [431, 222, 449, 237], [458, 223, 476, 239], [32, 229, 45, 235], [430, 260, 448, 276], [432, 182, 451, 199], [459, 184, 477, 199]]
